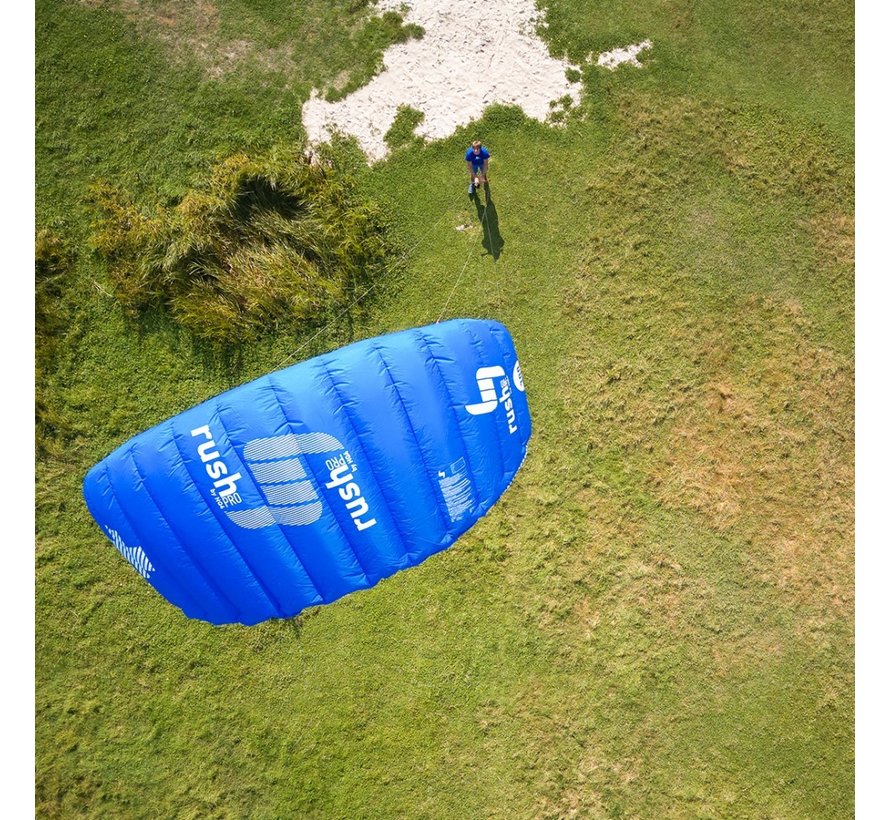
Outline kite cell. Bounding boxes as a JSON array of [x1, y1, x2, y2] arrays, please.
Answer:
[[83, 319, 532, 625]]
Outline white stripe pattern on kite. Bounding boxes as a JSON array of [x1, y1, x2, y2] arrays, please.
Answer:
[[106, 526, 155, 580], [243, 432, 343, 461]]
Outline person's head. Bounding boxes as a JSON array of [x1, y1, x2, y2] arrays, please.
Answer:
[[472, 140, 482, 154]]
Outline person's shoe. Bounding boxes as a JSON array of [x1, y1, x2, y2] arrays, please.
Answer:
[[468, 182, 475, 195]]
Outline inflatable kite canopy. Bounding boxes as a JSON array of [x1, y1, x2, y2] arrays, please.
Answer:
[[83, 319, 531, 625]]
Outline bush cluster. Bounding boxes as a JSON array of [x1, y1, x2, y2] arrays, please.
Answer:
[[90, 148, 393, 345]]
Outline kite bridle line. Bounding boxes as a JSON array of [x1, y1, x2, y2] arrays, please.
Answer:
[[275, 205, 454, 369], [436, 211, 480, 324], [276, 190, 500, 369], [437, 188, 505, 323]]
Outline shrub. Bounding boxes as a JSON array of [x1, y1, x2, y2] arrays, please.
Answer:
[[90, 147, 395, 346]]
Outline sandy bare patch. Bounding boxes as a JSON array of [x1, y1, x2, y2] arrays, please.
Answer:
[[596, 40, 653, 70], [302, 0, 584, 162]]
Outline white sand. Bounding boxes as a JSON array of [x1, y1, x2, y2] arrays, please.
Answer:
[[596, 40, 653, 70], [301, 0, 584, 162]]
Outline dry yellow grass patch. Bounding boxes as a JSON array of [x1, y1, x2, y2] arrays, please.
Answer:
[[648, 297, 853, 615], [80, 0, 288, 77]]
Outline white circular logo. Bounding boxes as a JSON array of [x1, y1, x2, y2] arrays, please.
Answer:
[[512, 361, 525, 392]]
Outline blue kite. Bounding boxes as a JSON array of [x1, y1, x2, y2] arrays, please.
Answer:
[[83, 319, 532, 625]]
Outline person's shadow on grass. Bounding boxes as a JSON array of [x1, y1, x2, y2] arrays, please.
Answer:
[[472, 184, 504, 260]]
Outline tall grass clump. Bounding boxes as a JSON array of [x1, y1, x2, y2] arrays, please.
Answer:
[[90, 147, 395, 346]]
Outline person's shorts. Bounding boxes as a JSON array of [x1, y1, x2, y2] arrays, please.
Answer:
[[470, 164, 487, 175]]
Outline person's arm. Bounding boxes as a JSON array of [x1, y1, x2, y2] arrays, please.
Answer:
[[467, 160, 476, 177]]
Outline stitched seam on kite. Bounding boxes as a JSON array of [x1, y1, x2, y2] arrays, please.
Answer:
[[315, 358, 390, 585], [99, 463, 225, 614], [214, 396, 326, 613], [465, 322, 507, 497], [370, 342, 451, 535], [415, 328, 483, 517], [121, 448, 227, 623], [105, 464, 234, 617], [263, 376, 334, 603], [212, 405, 295, 617], [312, 359, 415, 570], [165, 418, 268, 619], [170, 415, 282, 620], [489, 323, 522, 472]]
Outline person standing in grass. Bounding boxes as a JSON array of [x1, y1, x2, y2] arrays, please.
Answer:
[[465, 140, 490, 195]]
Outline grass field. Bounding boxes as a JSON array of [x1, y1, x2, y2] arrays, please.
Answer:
[[36, 1, 854, 817]]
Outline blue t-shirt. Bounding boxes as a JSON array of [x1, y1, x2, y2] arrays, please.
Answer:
[[466, 146, 490, 168]]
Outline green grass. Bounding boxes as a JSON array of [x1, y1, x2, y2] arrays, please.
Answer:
[[36, 1, 853, 817]]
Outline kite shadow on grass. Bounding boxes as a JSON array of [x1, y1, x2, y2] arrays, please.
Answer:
[[473, 185, 504, 261]]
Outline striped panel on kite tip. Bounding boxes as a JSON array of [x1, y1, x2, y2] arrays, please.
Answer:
[[82, 318, 532, 625]]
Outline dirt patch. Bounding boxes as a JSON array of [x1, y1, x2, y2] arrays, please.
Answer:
[[80, 0, 291, 77]]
